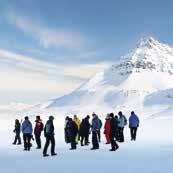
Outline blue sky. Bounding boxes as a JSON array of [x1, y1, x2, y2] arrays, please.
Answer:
[[0, 0, 173, 105]]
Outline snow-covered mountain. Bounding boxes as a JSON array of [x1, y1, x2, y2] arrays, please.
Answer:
[[39, 37, 173, 117]]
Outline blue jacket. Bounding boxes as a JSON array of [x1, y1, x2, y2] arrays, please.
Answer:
[[22, 120, 33, 134], [118, 115, 126, 128], [91, 117, 100, 132], [129, 114, 140, 128]]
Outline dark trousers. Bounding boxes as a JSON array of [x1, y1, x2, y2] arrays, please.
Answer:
[[118, 127, 124, 142], [13, 133, 21, 144], [81, 133, 89, 146], [92, 131, 99, 149], [110, 134, 119, 150], [35, 134, 41, 148], [70, 135, 77, 149], [130, 127, 138, 140], [97, 130, 101, 142], [23, 134, 31, 150], [43, 135, 55, 155]]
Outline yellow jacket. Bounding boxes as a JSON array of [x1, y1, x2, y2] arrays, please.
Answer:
[[73, 118, 81, 130]]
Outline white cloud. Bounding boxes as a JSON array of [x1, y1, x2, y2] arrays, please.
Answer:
[[6, 12, 88, 50], [0, 49, 111, 103]]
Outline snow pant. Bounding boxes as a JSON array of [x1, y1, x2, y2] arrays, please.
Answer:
[[75, 133, 80, 144], [110, 134, 119, 150], [35, 133, 41, 148], [118, 127, 124, 142], [105, 132, 110, 143], [43, 135, 55, 155], [97, 130, 101, 142], [13, 133, 21, 144], [70, 135, 77, 149], [23, 134, 32, 150], [65, 129, 70, 143], [92, 131, 99, 149], [80, 133, 89, 146], [130, 127, 138, 140]]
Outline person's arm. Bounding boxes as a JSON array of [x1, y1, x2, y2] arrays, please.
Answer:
[[21, 123, 24, 133]]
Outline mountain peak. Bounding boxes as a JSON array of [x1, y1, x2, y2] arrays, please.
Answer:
[[114, 37, 173, 75], [137, 36, 159, 49]]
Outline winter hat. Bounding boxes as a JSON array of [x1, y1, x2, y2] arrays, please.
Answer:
[[49, 116, 54, 120], [36, 116, 40, 120], [24, 116, 29, 120], [86, 115, 90, 119], [109, 113, 114, 118], [131, 111, 135, 115], [118, 111, 122, 116]]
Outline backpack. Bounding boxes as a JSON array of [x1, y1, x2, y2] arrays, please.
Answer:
[[45, 121, 51, 134]]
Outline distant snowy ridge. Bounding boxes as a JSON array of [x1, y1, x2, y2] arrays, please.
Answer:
[[33, 37, 173, 119]]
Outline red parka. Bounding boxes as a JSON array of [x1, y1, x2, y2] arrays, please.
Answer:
[[104, 119, 110, 143]]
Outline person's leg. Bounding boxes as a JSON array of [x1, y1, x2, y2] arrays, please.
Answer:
[[98, 130, 101, 142], [119, 127, 124, 142], [134, 127, 137, 140], [130, 128, 133, 140], [84, 133, 88, 145], [13, 134, 17, 144], [81, 135, 84, 146], [85, 132, 89, 144], [71, 135, 76, 149], [37, 134, 41, 148], [18, 134, 21, 144], [27, 134, 31, 151], [93, 131, 99, 149], [122, 128, 124, 142], [118, 127, 121, 142], [23, 134, 27, 150], [35, 134, 39, 147], [110, 135, 115, 150], [92, 131, 96, 148], [105, 132, 110, 144], [50, 136, 55, 155], [43, 137, 50, 155]]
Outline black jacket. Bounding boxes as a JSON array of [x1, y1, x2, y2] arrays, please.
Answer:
[[44, 120, 54, 137], [67, 120, 78, 138], [14, 122, 21, 135], [110, 117, 118, 137], [79, 118, 90, 136]]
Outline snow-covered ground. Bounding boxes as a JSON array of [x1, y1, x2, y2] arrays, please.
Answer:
[[1, 37, 173, 172], [0, 112, 173, 173]]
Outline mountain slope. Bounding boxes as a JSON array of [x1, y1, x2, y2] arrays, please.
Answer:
[[45, 37, 173, 116]]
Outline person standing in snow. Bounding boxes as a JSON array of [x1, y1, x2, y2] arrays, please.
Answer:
[[64, 116, 70, 143], [13, 119, 21, 145], [79, 115, 90, 146], [43, 116, 57, 157], [22, 116, 33, 151], [91, 113, 100, 150], [34, 116, 44, 149], [67, 118, 78, 150], [118, 111, 127, 142], [97, 115, 102, 142], [104, 114, 110, 144], [73, 115, 81, 143], [129, 111, 140, 141], [109, 113, 119, 151]]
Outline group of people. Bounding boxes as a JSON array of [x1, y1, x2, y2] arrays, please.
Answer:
[[13, 115, 57, 157], [64, 111, 140, 151], [12, 111, 140, 157]]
